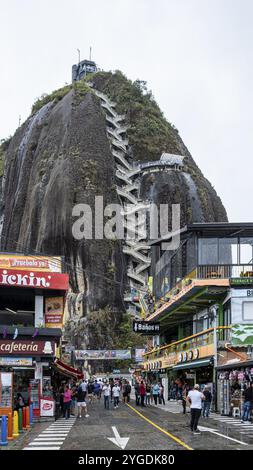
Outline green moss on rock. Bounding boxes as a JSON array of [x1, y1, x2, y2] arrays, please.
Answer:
[[32, 84, 72, 114]]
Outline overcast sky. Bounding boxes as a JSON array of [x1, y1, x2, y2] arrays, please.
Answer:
[[0, 0, 252, 222]]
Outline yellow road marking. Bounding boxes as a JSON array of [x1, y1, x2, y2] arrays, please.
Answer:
[[126, 404, 193, 451]]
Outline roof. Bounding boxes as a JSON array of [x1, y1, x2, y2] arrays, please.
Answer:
[[150, 222, 253, 246]]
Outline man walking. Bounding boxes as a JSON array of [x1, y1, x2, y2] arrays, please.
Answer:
[[102, 381, 110, 410], [112, 382, 121, 408], [241, 383, 253, 423], [77, 382, 89, 418], [202, 386, 212, 418], [187, 384, 205, 434]]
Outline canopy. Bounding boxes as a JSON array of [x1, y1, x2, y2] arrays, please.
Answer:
[[53, 359, 83, 380]]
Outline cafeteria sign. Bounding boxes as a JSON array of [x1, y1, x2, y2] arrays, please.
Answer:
[[75, 350, 131, 360]]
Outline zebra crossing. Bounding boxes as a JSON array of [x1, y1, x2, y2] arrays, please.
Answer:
[[23, 417, 76, 450], [209, 413, 253, 433]]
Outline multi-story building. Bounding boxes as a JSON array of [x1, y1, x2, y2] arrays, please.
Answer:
[[0, 253, 71, 418], [142, 223, 253, 414]]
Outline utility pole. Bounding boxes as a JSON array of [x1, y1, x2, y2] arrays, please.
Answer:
[[89, 46, 92, 61], [77, 48, 80, 64]]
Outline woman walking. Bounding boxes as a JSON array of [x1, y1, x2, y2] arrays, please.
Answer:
[[63, 385, 72, 419]]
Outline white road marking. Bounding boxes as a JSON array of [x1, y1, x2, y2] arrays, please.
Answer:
[[198, 426, 248, 445], [28, 442, 64, 446], [23, 418, 76, 450], [23, 446, 60, 450], [107, 426, 129, 450]]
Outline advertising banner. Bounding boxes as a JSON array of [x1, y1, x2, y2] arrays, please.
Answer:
[[231, 324, 253, 345], [0, 357, 33, 366], [0, 340, 56, 356], [40, 399, 55, 417], [0, 269, 69, 290], [75, 350, 131, 360], [45, 297, 64, 328], [0, 254, 62, 272], [134, 349, 146, 362]]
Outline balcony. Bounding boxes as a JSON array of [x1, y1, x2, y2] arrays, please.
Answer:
[[197, 264, 253, 280], [143, 326, 231, 361]]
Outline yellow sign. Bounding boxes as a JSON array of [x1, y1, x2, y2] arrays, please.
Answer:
[[45, 297, 64, 328], [0, 254, 62, 272]]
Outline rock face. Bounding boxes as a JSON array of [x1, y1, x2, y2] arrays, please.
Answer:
[[0, 71, 227, 345]]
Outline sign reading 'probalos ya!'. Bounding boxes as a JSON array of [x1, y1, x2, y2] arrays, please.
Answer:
[[0, 254, 62, 272], [0, 340, 56, 356], [0, 269, 69, 290]]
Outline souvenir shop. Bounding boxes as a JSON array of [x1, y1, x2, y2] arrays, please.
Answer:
[[217, 363, 253, 416]]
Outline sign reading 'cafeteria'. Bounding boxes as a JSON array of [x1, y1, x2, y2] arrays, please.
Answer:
[[0, 340, 56, 356], [0, 269, 69, 290]]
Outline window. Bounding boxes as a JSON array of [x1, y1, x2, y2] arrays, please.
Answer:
[[198, 238, 218, 265], [243, 302, 253, 321], [218, 238, 238, 265], [240, 238, 253, 264]]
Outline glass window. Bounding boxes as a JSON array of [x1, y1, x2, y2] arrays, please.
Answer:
[[240, 238, 253, 264], [243, 302, 253, 321], [218, 238, 238, 265], [198, 238, 218, 265]]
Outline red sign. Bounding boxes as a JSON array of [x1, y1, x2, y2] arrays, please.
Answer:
[[0, 340, 56, 356], [0, 269, 69, 290]]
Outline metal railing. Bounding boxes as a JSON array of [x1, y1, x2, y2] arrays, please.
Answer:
[[197, 264, 253, 279], [144, 326, 231, 359]]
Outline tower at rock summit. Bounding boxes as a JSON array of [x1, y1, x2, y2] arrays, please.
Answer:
[[0, 61, 227, 348]]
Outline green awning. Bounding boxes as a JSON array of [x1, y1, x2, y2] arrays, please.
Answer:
[[172, 358, 213, 370]]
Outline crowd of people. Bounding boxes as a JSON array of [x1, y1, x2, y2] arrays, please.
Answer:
[[53, 378, 133, 419], [134, 381, 165, 407]]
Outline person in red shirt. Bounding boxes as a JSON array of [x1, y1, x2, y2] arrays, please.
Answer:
[[140, 381, 146, 407], [63, 385, 72, 419]]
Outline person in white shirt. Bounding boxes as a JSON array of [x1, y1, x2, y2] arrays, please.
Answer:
[[112, 383, 121, 408], [186, 384, 205, 434], [103, 382, 111, 410]]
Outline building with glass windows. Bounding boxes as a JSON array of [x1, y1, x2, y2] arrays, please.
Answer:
[[142, 223, 253, 414]]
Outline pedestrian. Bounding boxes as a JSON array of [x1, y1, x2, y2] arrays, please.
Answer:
[[186, 384, 205, 434], [202, 386, 212, 418], [152, 382, 160, 405], [87, 380, 94, 404], [93, 380, 100, 400], [140, 381, 146, 407], [110, 380, 114, 403], [122, 380, 131, 404], [182, 383, 189, 415], [63, 385, 72, 419], [241, 383, 253, 423], [53, 388, 61, 421], [112, 382, 121, 408], [146, 382, 151, 406], [135, 382, 140, 406], [70, 383, 77, 416], [159, 382, 165, 405], [103, 382, 110, 409], [59, 382, 65, 417], [77, 382, 89, 418]]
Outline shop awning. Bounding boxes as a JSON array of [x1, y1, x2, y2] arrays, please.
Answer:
[[217, 360, 253, 370], [53, 359, 83, 380], [172, 358, 213, 371]]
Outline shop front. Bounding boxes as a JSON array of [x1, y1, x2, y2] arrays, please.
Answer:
[[0, 332, 61, 417]]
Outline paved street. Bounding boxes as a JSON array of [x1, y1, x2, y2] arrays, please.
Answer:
[[4, 398, 253, 451]]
